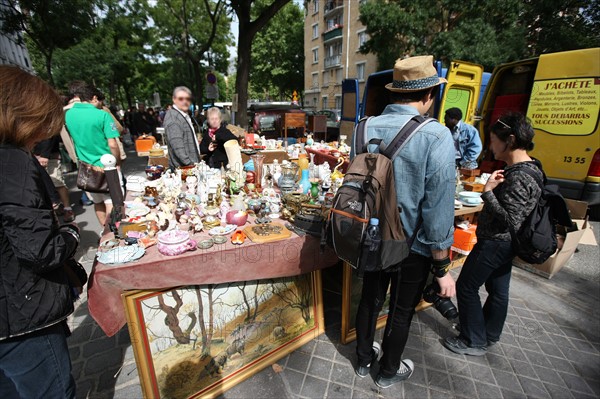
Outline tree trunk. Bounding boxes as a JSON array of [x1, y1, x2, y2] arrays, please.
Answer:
[[191, 60, 204, 106], [157, 291, 190, 344], [240, 281, 252, 321], [195, 287, 209, 355], [207, 285, 214, 348], [45, 51, 54, 87], [235, 28, 252, 128]]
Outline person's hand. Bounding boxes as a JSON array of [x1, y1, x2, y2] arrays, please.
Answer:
[[36, 156, 49, 167], [208, 142, 217, 152], [436, 274, 456, 298], [484, 169, 505, 192]]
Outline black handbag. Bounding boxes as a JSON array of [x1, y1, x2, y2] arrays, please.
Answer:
[[63, 258, 88, 301], [76, 161, 109, 193]]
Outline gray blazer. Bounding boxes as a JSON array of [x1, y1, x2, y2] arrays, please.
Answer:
[[163, 108, 200, 169]]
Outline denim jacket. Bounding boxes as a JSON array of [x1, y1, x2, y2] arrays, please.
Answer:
[[351, 104, 456, 258], [452, 120, 482, 169]]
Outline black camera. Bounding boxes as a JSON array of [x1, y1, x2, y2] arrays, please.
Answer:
[[422, 281, 459, 321]]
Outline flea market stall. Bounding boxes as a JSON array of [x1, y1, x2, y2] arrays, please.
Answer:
[[88, 135, 485, 398]]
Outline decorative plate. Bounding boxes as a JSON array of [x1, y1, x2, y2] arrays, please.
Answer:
[[459, 199, 483, 207], [97, 244, 145, 264], [127, 206, 150, 218], [208, 224, 238, 236]]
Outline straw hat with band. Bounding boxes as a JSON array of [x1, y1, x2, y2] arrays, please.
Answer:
[[385, 55, 447, 93]]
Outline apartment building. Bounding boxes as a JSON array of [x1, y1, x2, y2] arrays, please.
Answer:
[[304, 0, 377, 111], [0, 2, 33, 72]]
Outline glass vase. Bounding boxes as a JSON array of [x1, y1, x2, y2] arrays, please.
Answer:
[[251, 154, 265, 191]]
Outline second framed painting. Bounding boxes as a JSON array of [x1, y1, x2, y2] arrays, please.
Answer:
[[123, 271, 323, 398]]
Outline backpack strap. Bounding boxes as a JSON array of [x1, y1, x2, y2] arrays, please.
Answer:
[[382, 115, 435, 160], [352, 116, 372, 156]]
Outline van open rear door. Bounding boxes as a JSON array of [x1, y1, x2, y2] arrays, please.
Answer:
[[340, 79, 360, 140], [437, 61, 483, 125]]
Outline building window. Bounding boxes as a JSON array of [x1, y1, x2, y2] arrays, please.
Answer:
[[322, 96, 328, 109], [312, 24, 319, 39], [313, 0, 319, 14], [357, 30, 368, 49], [323, 71, 329, 87], [335, 96, 342, 110], [359, 0, 367, 4], [312, 48, 319, 64], [311, 72, 319, 89], [335, 68, 343, 84], [356, 62, 366, 81]]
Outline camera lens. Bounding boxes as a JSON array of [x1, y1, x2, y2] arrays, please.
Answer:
[[433, 296, 459, 321], [422, 282, 459, 321]]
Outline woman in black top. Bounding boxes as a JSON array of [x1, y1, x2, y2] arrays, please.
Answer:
[[200, 107, 237, 169], [444, 113, 543, 356], [0, 66, 80, 398]]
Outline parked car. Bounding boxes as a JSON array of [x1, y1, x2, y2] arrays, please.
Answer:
[[317, 109, 341, 128]]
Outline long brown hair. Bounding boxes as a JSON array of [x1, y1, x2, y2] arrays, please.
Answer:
[[0, 66, 64, 148]]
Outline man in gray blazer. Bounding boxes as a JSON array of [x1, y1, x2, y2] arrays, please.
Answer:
[[164, 86, 201, 170]]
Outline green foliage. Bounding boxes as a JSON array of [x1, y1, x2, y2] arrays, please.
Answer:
[[522, 0, 600, 56], [250, 2, 304, 100], [358, 0, 598, 71], [147, 0, 232, 101], [1, 0, 96, 84]]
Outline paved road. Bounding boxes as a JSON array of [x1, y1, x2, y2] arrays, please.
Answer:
[[65, 149, 600, 398]]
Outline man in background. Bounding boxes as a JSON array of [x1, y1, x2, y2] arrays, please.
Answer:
[[65, 83, 121, 227], [444, 107, 482, 169], [163, 86, 201, 170]]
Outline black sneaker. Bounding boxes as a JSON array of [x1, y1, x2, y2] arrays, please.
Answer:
[[487, 339, 499, 348], [375, 359, 414, 389], [443, 336, 487, 356], [355, 342, 381, 378]]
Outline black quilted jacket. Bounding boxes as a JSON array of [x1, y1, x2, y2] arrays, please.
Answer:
[[0, 145, 78, 340]]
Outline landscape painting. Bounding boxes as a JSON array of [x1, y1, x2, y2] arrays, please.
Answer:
[[123, 271, 323, 398]]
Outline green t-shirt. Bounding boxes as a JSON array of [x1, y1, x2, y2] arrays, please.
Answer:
[[65, 103, 120, 167]]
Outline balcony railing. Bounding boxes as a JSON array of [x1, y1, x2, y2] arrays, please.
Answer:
[[324, 54, 342, 69], [324, 0, 343, 15], [322, 26, 343, 41]]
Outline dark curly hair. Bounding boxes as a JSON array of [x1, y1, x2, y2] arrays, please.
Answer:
[[491, 112, 535, 151]]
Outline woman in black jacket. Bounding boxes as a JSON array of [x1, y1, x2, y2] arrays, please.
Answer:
[[0, 66, 80, 398], [200, 107, 237, 169], [443, 113, 543, 356]]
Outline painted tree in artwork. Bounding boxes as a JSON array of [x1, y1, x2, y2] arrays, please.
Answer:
[[157, 290, 197, 344], [269, 275, 312, 324]]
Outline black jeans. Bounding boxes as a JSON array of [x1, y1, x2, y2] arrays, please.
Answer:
[[355, 253, 430, 377], [456, 239, 514, 347]]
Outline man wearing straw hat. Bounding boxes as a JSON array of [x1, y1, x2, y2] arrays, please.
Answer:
[[353, 56, 457, 389]]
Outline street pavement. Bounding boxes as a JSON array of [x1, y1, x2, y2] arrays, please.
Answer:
[[65, 148, 600, 399]]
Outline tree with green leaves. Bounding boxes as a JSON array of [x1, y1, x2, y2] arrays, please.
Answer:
[[250, 1, 303, 101], [358, 0, 526, 71], [148, 0, 232, 103], [0, 0, 95, 85], [522, 0, 599, 56], [229, 0, 291, 128]]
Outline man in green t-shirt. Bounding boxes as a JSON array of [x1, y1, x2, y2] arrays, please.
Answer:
[[65, 83, 121, 227]]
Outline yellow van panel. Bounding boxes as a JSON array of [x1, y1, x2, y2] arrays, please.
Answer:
[[534, 48, 600, 80], [438, 61, 483, 125], [528, 48, 600, 182]]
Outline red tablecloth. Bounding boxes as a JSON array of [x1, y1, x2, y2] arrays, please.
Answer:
[[88, 231, 338, 336]]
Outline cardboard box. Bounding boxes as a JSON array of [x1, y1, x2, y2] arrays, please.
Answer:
[[513, 199, 590, 279], [452, 224, 478, 255]]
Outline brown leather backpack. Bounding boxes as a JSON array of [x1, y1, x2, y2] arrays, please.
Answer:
[[323, 115, 433, 273]]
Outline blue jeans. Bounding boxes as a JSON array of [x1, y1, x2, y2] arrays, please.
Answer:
[[456, 239, 514, 347], [0, 322, 75, 399]]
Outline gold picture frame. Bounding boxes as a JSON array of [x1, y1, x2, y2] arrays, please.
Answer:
[[123, 271, 324, 398], [340, 256, 468, 344]]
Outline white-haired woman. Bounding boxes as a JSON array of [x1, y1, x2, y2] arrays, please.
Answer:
[[200, 107, 237, 169]]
